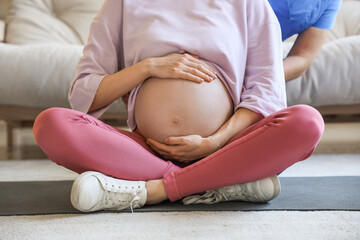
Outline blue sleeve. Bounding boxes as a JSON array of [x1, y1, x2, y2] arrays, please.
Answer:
[[312, 0, 341, 30]]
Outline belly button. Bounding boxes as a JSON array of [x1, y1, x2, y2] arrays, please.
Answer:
[[171, 116, 181, 124]]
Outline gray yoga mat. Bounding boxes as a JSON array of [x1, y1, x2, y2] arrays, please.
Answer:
[[0, 177, 359, 216]]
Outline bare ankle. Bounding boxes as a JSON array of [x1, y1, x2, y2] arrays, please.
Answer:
[[145, 179, 168, 205]]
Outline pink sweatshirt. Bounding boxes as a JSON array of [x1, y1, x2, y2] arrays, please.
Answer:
[[69, 0, 287, 131]]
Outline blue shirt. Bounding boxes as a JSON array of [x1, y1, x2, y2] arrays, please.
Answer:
[[268, 0, 341, 41]]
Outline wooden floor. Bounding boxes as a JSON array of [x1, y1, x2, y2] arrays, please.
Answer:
[[0, 121, 359, 160], [0, 145, 47, 160]]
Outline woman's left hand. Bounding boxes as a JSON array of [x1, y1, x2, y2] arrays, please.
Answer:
[[146, 135, 218, 163]]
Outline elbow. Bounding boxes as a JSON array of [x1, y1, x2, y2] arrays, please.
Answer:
[[297, 58, 313, 77], [302, 56, 315, 72], [298, 67, 308, 78], [284, 57, 313, 82]]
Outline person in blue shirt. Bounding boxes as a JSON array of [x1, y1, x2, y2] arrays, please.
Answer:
[[268, 0, 342, 82]]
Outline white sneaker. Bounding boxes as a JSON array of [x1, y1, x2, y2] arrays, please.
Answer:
[[71, 171, 147, 212], [182, 175, 281, 204]]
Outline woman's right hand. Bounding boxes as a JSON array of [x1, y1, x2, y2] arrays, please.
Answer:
[[144, 53, 217, 83]]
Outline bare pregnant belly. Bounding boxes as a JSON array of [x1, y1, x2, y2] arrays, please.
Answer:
[[134, 76, 234, 143]]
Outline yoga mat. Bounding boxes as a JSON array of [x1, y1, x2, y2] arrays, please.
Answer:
[[0, 177, 359, 216]]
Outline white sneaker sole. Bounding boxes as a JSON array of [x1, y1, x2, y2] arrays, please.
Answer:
[[268, 174, 281, 201]]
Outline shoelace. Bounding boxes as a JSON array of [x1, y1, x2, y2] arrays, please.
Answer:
[[221, 184, 258, 202], [102, 184, 141, 213], [183, 184, 256, 204], [182, 190, 222, 204]]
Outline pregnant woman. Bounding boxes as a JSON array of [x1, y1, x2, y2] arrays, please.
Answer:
[[33, 0, 324, 212]]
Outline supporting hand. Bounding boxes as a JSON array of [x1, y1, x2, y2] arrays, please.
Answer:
[[146, 135, 218, 163]]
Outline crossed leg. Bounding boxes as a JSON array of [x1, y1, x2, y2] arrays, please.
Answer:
[[33, 105, 324, 202]]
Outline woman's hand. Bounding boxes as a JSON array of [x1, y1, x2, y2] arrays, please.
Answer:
[[144, 53, 217, 83], [146, 135, 219, 163]]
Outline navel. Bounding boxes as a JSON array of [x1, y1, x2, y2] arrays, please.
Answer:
[[171, 116, 181, 125]]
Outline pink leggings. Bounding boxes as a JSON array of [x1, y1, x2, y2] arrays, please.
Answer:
[[33, 105, 324, 201]]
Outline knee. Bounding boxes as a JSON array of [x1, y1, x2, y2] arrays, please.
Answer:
[[284, 105, 325, 145], [33, 107, 73, 146]]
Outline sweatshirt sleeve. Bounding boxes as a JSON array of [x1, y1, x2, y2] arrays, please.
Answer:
[[68, 0, 123, 118], [237, 2, 287, 117]]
